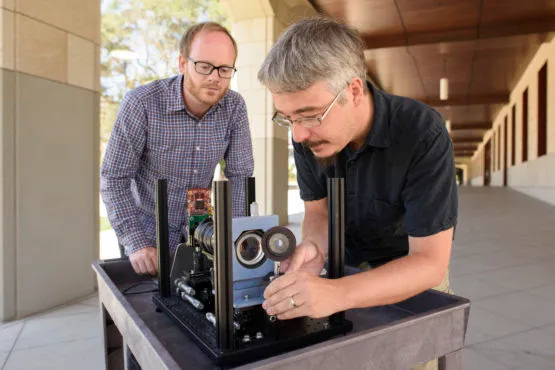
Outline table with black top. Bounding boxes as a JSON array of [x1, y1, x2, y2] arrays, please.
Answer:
[[93, 259, 470, 370]]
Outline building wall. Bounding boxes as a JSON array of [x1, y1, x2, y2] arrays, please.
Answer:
[[470, 36, 555, 205], [222, 0, 317, 224], [0, 0, 100, 320], [471, 176, 484, 187], [508, 153, 555, 205], [471, 150, 484, 181], [230, 14, 289, 225]]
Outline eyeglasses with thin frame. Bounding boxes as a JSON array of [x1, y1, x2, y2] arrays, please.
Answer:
[[186, 56, 237, 79], [272, 89, 344, 129]]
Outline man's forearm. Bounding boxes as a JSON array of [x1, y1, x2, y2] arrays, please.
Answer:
[[339, 252, 446, 310], [301, 208, 329, 258]]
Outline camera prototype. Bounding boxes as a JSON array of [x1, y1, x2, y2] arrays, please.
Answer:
[[153, 177, 352, 366], [172, 214, 295, 315]]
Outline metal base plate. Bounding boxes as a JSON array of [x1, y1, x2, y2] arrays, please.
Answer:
[[152, 294, 353, 367]]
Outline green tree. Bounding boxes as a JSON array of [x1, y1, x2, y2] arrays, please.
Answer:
[[102, 0, 228, 101]]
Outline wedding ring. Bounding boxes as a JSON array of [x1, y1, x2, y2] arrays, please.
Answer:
[[290, 296, 297, 308]]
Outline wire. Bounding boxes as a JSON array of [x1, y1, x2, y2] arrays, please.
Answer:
[[122, 280, 159, 295]]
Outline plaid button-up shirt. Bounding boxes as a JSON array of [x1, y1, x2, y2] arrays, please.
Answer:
[[100, 75, 254, 255]]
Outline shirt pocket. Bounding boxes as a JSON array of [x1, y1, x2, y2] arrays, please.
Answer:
[[146, 121, 192, 180], [200, 124, 228, 168]]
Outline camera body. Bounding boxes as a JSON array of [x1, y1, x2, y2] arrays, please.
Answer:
[[170, 215, 281, 311], [168, 186, 296, 338], [230, 215, 280, 308]]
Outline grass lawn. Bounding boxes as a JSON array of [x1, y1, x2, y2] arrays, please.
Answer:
[[100, 216, 112, 232]]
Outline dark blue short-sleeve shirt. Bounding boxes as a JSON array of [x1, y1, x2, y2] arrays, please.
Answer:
[[293, 82, 458, 267]]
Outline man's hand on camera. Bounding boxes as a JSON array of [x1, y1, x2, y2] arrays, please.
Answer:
[[129, 247, 158, 275], [280, 241, 325, 276], [263, 270, 344, 319]]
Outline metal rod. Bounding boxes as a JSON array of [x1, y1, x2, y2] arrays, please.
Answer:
[[156, 179, 171, 297], [206, 312, 240, 330], [179, 292, 204, 310], [214, 180, 233, 351], [174, 278, 195, 295], [244, 176, 256, 216], [328, 177, 345, 324]]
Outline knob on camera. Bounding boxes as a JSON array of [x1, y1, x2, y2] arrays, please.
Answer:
[[261, 226, 296, 262]]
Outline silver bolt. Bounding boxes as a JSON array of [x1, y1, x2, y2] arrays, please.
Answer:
[[242, 335, 251, 343], [244, 295, 249, 300], [255, 332, 263, 340]]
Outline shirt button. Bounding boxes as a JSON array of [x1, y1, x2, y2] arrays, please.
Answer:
[[193, 169, 198, 174], [196, 146, 200, 151]]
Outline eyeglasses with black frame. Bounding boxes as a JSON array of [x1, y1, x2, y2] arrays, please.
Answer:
[[186, 56, 237, 79], [272, 89, 344, 129]]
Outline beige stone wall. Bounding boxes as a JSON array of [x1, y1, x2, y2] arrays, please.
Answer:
[[1, 7, 15, 70], [238, 17, 289, 224], [470, 36, 555, 195], [0, 0, 100, 320], [0, 70, 16, 321], [470, 149, 484, 181], [1, 0, 100, 92], [471, 176, 484, 186], [222, 0, 317, 225]]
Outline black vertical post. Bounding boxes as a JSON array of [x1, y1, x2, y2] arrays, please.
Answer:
[[214, 180, 233, 351], [244, 176, 256, 216], [328, 178, 345, 324], [156, 179, 171, 297]]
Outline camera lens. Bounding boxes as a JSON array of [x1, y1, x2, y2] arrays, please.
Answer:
[[193, 218, 215, 255], [235, 231, 266, 268], [262, 226, 296, 261]]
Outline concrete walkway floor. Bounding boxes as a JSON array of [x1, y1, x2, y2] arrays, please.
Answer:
[[1, 187, 554, 369], [451, 187, 555, 369]]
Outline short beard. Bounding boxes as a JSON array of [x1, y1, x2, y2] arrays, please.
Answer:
[[315, 154, 338, 168], [302, 140, 337, 168], [184, 72, 228, 106]]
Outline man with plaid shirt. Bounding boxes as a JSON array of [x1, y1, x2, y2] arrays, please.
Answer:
[[101, 22, 254, 275]]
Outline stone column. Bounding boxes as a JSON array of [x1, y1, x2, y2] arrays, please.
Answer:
[[222, 0, 316, 226], [0, 0, 100, 320]]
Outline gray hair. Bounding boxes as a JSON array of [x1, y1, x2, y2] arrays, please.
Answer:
[[257, 17, 368, 96]]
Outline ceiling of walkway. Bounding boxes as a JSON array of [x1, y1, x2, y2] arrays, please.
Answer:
[[309, 0, 555, 160]]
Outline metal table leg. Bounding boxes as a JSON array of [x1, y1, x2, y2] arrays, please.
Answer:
[[123, 341, 142, 370], [102, 304, 124, 369], [438, 349, 462, 370]]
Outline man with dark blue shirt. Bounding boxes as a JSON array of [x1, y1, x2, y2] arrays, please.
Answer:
[[258, 18, 457, 369]]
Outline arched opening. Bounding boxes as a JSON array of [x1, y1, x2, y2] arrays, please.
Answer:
[[456, 168, 464, 186]]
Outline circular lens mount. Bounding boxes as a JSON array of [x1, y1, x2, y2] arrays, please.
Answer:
[[235, 231, 266, 269], [193, 218, 215, 255], [262, 226, 296, 261]]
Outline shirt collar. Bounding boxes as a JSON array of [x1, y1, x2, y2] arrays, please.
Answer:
[[365, 81, 391, 149], [167, 75, 187, 112], [167, 74, 225, 116]]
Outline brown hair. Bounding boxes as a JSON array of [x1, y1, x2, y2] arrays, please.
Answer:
[[179, 22, 238, 63]]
